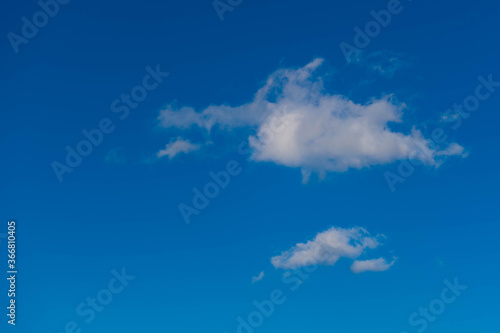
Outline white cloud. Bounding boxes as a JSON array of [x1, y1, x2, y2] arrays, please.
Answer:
[[157, 58, 464, 181], [350, 257, 396, 274], [354, 50, 409, 78], [270, 226, 389, 271], [252, 271, 265, 283], [157, 137, 200, 159]]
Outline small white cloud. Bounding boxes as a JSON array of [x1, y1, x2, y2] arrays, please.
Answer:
[[157, 137, 200, 159], [366, 51, 408, 78], [350, 257, 396, 274], [271, 226, 385, 270], [252, 271, 265, 283], [350, 50, 409, 78]]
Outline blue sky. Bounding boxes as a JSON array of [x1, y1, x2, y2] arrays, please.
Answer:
[[1, 0, 499, 332]]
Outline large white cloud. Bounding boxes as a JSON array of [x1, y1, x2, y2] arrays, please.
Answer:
[[157, 58, 464, 181], [270, 226, 391, 271]]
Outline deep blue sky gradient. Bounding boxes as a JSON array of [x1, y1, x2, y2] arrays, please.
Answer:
[[1, 0, 499, 332]]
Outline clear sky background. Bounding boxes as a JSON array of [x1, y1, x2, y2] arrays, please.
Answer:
[[1, 0, 499, 332]]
